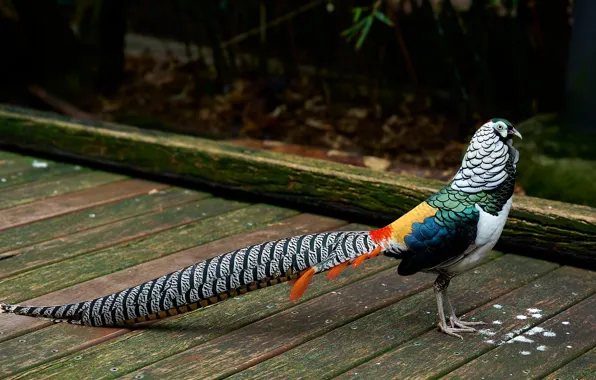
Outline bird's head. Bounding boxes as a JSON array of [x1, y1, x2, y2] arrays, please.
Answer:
[[485, 118, 522, 141], [450, 117, 522, 193]]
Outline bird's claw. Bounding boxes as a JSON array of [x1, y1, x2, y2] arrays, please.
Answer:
[[437, 323, 476, 339], [449, 316, 486, 330]]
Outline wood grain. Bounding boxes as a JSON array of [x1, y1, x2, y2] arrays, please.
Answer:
[[229, 255, 559, 380], [442, 294, 596, 379], [0, 171, 127, 210], [0, 162, 90, 191], [121, 270, 435, 380], [0, 179, 167, 230], [335, 266, 596, 379], [0, 192, 212, 278], [0, 153, 60, 175], [0, 187, 209, 254], [543, 346, 596, 380]]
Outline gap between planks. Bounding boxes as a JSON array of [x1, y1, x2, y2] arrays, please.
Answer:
[[0, 179, 168, 231], [441, 293, 596, 379], [329, 266, 596, 380], [0, 171, 128, 212], [543, 345, 596, 379], [0, 187, 210, 255], [0, 190, 212, 277]]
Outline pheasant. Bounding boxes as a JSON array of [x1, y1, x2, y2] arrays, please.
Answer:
[[1, 119, 522, 339]]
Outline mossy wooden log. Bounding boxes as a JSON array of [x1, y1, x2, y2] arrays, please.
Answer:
[[0, 105, 594, 267]]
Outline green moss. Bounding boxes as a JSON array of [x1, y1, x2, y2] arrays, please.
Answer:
[[517, 154, 596, 207], [515, 114, 596, 207]]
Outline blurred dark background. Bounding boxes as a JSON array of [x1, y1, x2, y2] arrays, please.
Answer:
[[0, 0, 594, 206]]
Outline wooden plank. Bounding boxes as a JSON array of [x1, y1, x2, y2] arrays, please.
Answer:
[[543, 346, 596, 380], [0, 171, 127, 210], [116, 255, 551, 380], [224, 255, 558, 380], [0, 153, 59, 175], [0, 163, 89, 191], [0, 203, 298, 341], [0, 192, 214, 278], [333, 266, 596, 379], [0, 105, 594, 265], [0, 187, 208, 254], [0, 214, 347, 378], [442, 294, 596, 379], [0, 179, 167, 231], [0, 198, 253, 303]]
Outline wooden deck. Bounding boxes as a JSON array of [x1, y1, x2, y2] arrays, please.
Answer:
[[0, 149, 595, 380]]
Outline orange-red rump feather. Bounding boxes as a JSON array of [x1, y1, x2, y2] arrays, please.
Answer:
[[326, 261, 350, 280], [351, 254, 368, 268], [370, 225, 393, 244], [289, 267, 316, 302]]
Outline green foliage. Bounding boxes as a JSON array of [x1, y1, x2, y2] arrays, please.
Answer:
[[341, 3, 394, 50]]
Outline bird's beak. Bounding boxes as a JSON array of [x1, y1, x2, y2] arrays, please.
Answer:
[[509, 127, 522, 139]]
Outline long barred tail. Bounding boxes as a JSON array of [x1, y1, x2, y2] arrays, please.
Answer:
[[1, 230, 382, 327]]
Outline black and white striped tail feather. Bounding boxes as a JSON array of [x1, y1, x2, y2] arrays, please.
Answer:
[[1, 230, 378, 327]]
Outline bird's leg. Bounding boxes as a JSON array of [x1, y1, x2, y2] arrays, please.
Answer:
[[433, 274, 476, 339], [443, 286, 486, 329]]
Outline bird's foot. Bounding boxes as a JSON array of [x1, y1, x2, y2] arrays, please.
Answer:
[[449, 316, 486, 330], [437, 323, 476, 339]]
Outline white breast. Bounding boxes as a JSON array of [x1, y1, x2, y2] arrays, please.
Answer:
[[474, 197, 512, 247], [445, 197, 513, 274]]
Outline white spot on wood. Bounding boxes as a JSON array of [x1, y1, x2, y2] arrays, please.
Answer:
[[493, 320, 502, 325], [567, 345, 572, 349], [531, 314, 543, 319], [148, 189, 159, 194], [519, 351, 531, 355], [526, 327, 544, 336], [561, 321, 570, 325], [527, 308, 542, 313], [516, 315, 528, 320], [32, 160, 48, 168], [508, 335, 534, 344], [543, 331, 556, 337], [536, 345, 547, 351], [493, 304, 503, 309], [479, 329, 496, 336]]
